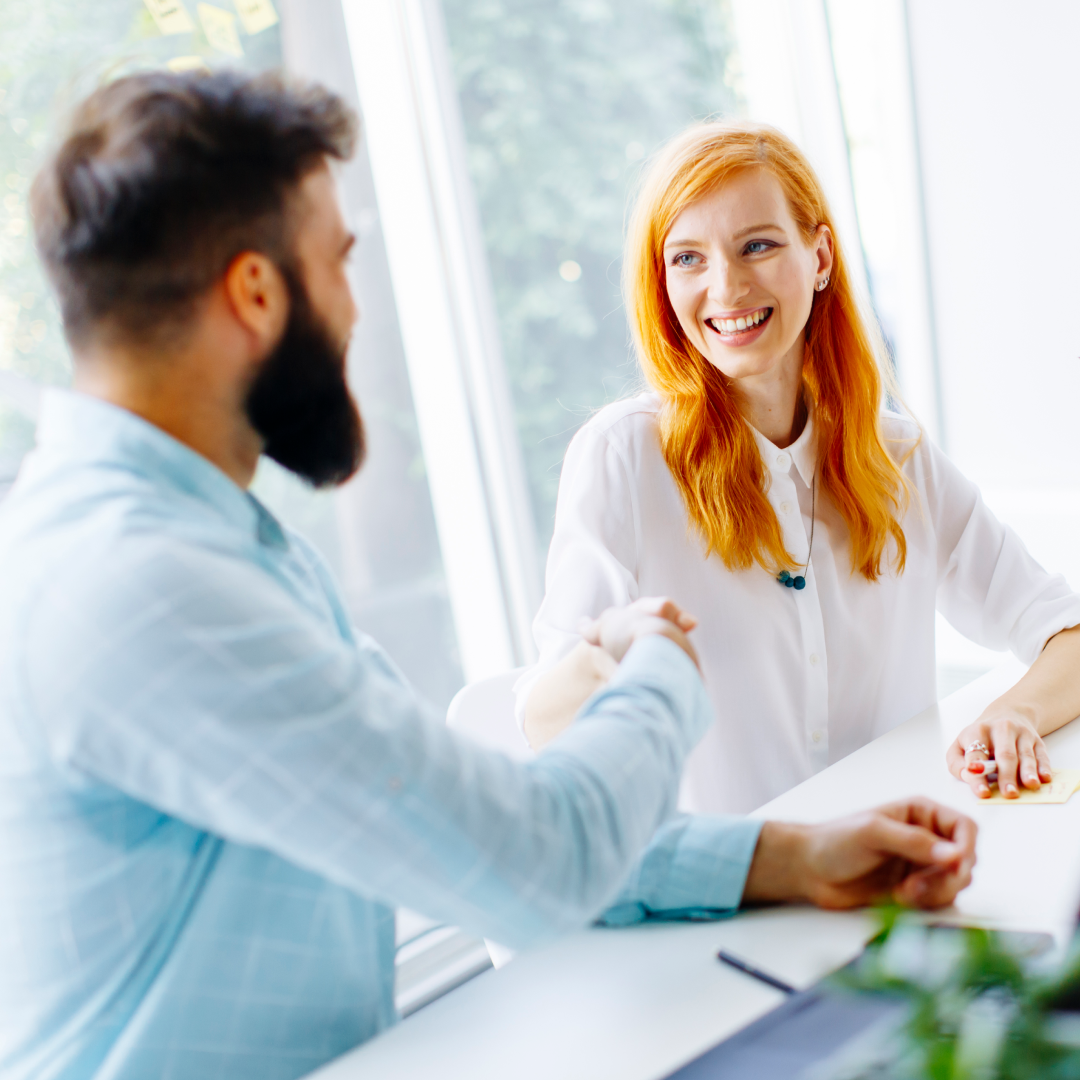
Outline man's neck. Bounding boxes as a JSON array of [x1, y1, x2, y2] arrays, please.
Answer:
[[73, 349, 262, 488]]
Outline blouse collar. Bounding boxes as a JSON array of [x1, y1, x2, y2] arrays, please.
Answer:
[[750, 399, 817, 487]]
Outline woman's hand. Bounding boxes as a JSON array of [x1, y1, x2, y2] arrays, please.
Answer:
[[947, 707, 1052, 799], [743, 798, 977, 910], [524, 597, 699, 750], [579, 596, 699, 668]]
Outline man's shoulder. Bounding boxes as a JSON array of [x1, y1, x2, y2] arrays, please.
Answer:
[[0, 459, 256, 636]]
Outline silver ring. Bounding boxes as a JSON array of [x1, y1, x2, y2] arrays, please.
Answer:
[[965, 740, 989, 756]]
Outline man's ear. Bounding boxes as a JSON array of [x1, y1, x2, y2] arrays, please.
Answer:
[[223, 252, 289, 353]]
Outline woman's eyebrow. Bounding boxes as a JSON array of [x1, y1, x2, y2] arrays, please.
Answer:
[[664, 222, 786, 250], [731, 222, 784, 239]]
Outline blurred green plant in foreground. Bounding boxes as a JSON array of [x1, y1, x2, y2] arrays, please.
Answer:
[[821, 908, 1080, 1079]]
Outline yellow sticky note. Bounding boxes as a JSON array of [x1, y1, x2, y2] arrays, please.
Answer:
[[233, 0, 279, 35], [985, 768, 1080, 804], [144, 0, 196, 35], [198, 3, 244, 57], [166, 55, 209, 72]]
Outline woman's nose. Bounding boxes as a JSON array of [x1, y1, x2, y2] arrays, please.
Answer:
[[705, 258, 748, 307]]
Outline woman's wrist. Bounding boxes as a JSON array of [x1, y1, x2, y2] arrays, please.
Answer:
[[973, 699, 1042, 739]]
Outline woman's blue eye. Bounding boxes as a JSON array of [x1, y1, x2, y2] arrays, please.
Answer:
[[745, 240, 772, 254], [673, 252, 698, 267]]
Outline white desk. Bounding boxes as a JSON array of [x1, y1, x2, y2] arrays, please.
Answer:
[[309, 661, 1080, 1080]]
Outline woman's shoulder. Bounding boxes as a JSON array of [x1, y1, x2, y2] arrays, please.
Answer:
[[576, 392, 661, 448], [879, 408, 930, 470], [560, 393, 665, 490], [879, 407, 923, 445]]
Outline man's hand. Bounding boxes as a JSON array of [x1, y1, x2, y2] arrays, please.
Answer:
[[948, 708, 1052, 799], [743, 798, 977, 910], [579, 596, 699, 669], [525, 597, 699, 750]]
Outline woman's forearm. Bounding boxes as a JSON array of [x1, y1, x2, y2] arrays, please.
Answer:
[[523, 641, 618, 750], [986, 624, 1080, 736]]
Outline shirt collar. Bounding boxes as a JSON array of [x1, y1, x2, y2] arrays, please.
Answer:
[[34, 389, 288, 549], [750, 400, 817, 487]]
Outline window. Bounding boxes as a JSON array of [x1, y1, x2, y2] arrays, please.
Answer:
[[0, 0, 465, 706], [440, 0, 745, 562]]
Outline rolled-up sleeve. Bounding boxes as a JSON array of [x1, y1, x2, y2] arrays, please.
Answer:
[[599, 814, 762, 925]]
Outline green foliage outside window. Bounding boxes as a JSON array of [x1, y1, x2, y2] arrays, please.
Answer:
[[441, 0, 745, 559], [0, 0, 282, 481]]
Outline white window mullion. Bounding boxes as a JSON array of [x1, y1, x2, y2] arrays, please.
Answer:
[[341, 0, 538, 679], [730, 0, 870, 301]]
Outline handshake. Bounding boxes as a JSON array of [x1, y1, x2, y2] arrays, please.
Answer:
[[536, 597, 977, 912]]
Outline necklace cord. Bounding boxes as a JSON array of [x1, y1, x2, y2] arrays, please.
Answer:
[[804, 475, 816, 576]]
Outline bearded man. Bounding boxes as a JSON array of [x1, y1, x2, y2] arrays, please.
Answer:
[[0, 72, 976, 1080]]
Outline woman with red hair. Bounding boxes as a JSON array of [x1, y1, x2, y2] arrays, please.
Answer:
[[516, 121, 1080, 814]]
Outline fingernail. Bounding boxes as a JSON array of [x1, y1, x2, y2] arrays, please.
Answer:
[[969, 762, 984, 773], [930, 841, 960, 862]]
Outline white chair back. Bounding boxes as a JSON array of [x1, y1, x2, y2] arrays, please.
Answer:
[[446, 667, 532, 761]]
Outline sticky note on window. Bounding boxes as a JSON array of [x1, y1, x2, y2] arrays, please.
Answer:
[[234, 0, 278, 35], [145, 0, 196, 35], [985, 768, 1080, 804], [167, 55, 210, 73], [198, 3, 244, 57]]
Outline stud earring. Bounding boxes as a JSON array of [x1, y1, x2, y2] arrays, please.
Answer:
[[815, 276, 830, 292]]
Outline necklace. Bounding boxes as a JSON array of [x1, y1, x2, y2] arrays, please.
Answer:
[[777, 475, 815, 591]]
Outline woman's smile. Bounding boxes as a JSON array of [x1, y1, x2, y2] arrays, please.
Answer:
[[704, 305, 773, 345]]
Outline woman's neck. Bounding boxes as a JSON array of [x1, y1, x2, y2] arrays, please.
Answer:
[[737, 352, 807, 449]]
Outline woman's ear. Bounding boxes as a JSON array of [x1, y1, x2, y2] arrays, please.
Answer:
[[814, 224, 835, 279]]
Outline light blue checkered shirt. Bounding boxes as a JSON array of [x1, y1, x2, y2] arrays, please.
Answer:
[[0, 391, 762, 1080]]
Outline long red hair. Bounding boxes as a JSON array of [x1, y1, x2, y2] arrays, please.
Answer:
[[624, 122, 911, 580]]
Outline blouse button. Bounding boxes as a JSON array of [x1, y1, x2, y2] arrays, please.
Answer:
[[809, 653, 819, 666], [811, 730, 824, 744], [775, 453, 790, 470], [780, 501, 794, 515]]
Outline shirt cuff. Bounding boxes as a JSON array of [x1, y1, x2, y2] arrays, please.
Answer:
[[598, 813, 764, 926]]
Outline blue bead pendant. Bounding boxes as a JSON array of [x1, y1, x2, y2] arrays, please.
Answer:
[[793, 575, 806, 590]]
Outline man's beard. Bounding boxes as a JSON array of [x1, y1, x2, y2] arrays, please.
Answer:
[[244, 269, 365, 487]]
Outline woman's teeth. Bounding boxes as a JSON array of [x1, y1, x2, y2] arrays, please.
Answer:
[[709, 308, 771, 334]]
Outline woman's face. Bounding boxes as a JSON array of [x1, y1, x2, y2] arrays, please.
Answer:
[[663, 168, 833, 389]]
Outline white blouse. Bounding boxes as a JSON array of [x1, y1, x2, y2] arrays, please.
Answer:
[[516, 393, 1080, 815]]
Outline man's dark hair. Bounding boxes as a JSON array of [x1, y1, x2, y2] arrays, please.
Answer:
[[31, 70, 357, 347]]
